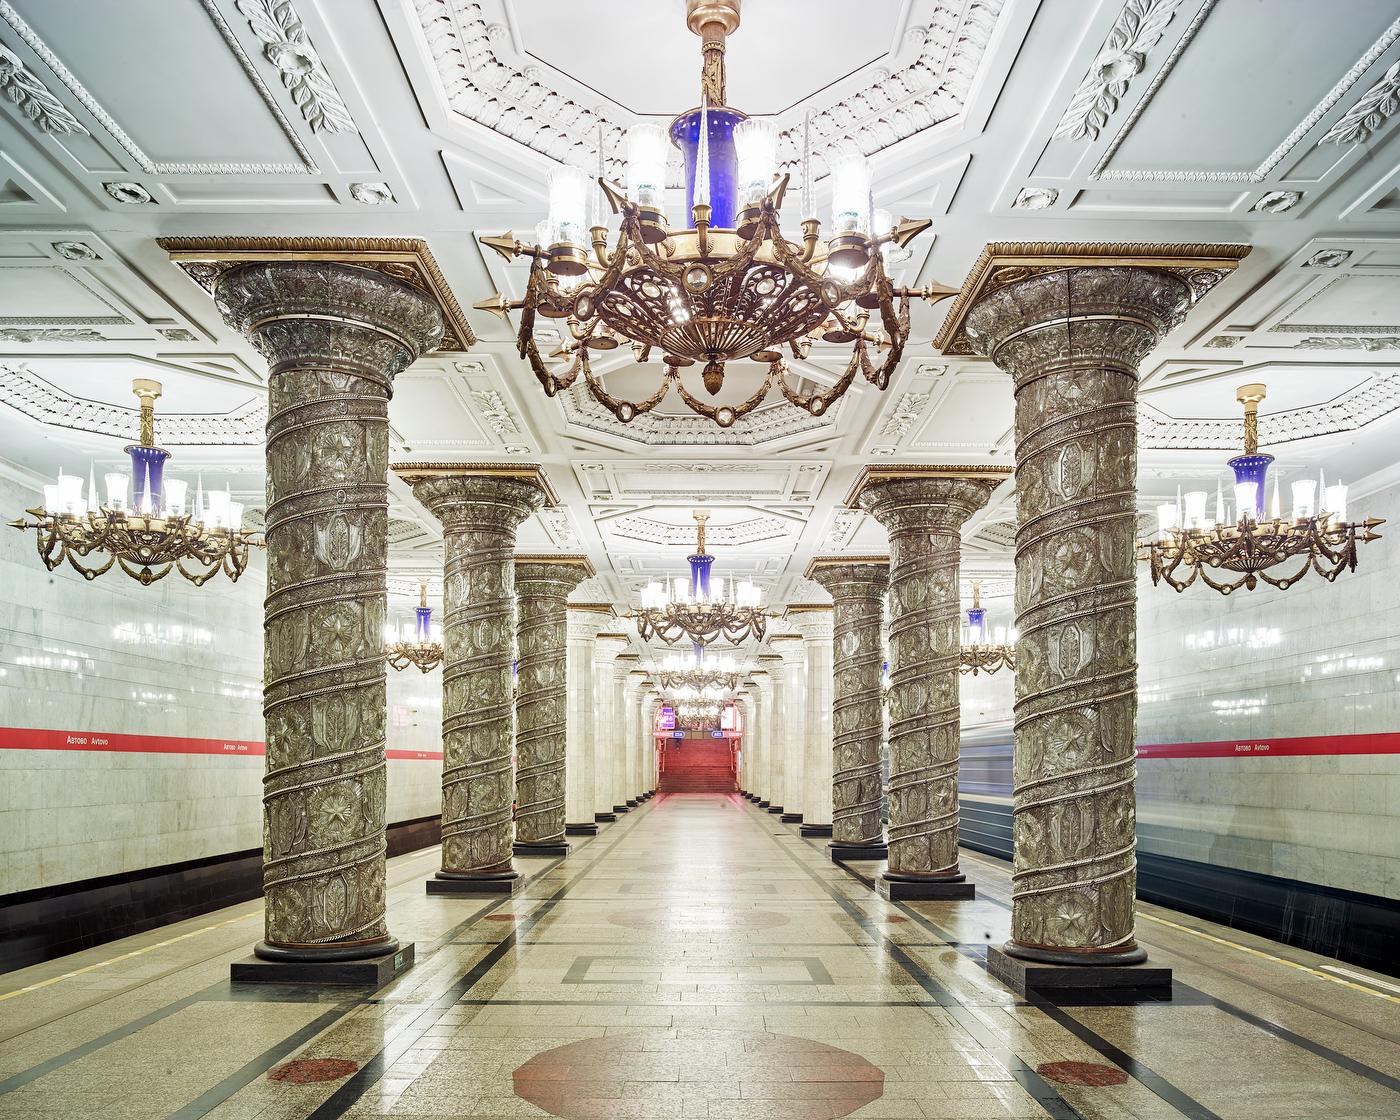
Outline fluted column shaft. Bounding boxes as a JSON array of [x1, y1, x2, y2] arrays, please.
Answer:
[[965, 266, 1191, 962], [592, 634, 629, 818], [215, 262, 441, 962], [628, 673, 650, 797], [757, 659, 784, 809], [565, 613, 604, 832], [772, 638, 807, 820], [405, 474, 546, 885], [514, 560, 590, 853], [615, 663, 639, 805], [856, 474, 1002, 891], [808, 562, 889, 857]]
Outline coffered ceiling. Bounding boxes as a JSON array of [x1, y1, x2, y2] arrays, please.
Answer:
[[3, 0, 1400, 655]]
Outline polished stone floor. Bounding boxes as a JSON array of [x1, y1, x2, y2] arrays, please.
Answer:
[[2, 794, 1398, 1119]]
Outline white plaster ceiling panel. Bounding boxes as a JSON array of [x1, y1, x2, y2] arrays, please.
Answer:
[[391, 371, 497, 454], [403, 0, 1016, 183], [998, 0, 1400, 221], [907, 371, 1012, 457]]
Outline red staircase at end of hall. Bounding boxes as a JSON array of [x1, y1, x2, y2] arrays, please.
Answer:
[[658, 742, 736, 793]]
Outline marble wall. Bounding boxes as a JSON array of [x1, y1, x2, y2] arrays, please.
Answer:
[[0, 468, 441, 895]]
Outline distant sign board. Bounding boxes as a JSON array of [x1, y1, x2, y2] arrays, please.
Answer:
[[710, 730, 724, 739], [672, 730, 685, 739], [658, 705, 675, 730]]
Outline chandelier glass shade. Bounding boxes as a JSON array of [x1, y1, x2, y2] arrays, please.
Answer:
[[474, 0, 951, 428], [384, 580, 444, 673], [634, 510, 765, 646], [1139, 384, 1385, 595], [960, 583, 1016, 676], [8, 379, 262, 585]]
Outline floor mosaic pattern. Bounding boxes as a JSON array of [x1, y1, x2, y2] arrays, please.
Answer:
[[1, 793, 1398, 1119]]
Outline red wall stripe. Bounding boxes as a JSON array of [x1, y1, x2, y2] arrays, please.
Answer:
[[0, 726, 442, 760], [1137, 732, 1400, 759]]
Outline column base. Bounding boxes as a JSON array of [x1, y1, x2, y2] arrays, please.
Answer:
[[879, 871, 974, 901], [428, 870, 518, 895], [595, 811, 617, 823], [565, 822, 599, 836], [626, 798, 639, 807], [766, 804, 784, 814], [612, 804, 630, 814], [830, 840, 888, 862], [757, 800, 771, 808], [513, 841, 570, 857], [234, 940, 413, 985], [800, 822, 833, 838], [779, 812, 803, 824], [987, 944, 1172, 998]]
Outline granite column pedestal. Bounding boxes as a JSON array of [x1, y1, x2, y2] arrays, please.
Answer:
[[806, 559, 890, 862], [514, 557, 593, 857], [954, 247, 1247, 994], [852, 467, 1008, 900], [214, 261, 443, 983], [398, 469, 551, 896]]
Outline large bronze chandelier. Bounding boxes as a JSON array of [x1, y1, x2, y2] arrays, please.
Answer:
[[474, 0, 949, 428], [1139, 384, 1384, 595], [384, 580, 444, 673], [634, 510, 765, 646], [960, 582, 1015, 676], [9, 379, 262, 585], [657, 648, 740, 693]]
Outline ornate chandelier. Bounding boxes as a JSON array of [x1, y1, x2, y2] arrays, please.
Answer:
[[634, 510, 765, 646], [676, 700, 723, 729], [1139, 384, 1385, 595], [474, 0, 951, 428], [384, 580, 444, 673], [8, 379, 262, 585], [960, 582, 1016, 676], [657, 648, 740, 693]]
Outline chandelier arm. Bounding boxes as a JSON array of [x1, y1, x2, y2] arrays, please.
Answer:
[[671, 365, 773, 424], [774, 353, 858, 416], [582, 356, 676, 422]]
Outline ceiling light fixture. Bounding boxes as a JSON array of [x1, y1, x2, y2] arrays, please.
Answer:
[[9, 379, 262, 585], [474, 0, 955, 428], [960, 582, 1016, 676], [633, 509, 765, 646], [1139, 383, 1385, 594], [658, 647, 740, 693], [384, 580, 444, 673]]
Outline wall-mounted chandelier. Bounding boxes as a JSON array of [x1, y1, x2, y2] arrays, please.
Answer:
[[960, 582, 1016, 676], [474, 0, 953, 428], [384, 580, 444, 673], [634, 510, 765, 645], [657, 647, 740, 693], [8, 379, 262, 585], [1139, 383, 1384, 595]]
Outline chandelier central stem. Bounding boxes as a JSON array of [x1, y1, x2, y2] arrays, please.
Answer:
[[1237, 382, 1266, 456], [687, 0, 740, 106]]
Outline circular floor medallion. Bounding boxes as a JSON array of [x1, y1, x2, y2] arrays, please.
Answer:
[[1036, 1060, 1129, 1087], [514, 1030, 884, 1119], [267, 1057, 359, 1083]]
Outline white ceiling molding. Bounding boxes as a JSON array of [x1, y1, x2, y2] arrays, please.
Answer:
[[234, 0, 356, 134]]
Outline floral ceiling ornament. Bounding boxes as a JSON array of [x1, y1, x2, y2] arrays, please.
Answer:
[[236, 0, 354, 133], [0, 44, 87, 135], [1319, 59, 1400, 145], [1293, 335, 1400, 351], [1052, 0, 1182, 142]]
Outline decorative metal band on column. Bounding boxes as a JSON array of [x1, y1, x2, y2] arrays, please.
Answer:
[[851, 468, 1007, 890], [214, 262, 442, 960], [805, 558, 890, 858], [395, 468, 553, 885], [514, 556, 593, 854], [950, 244, 1247, 965]]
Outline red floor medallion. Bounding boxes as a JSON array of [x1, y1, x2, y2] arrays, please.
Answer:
[[267, 1058, 359, 1083], [1036, 1060, 1129, 1086], [514, 1030, 884, 1119]]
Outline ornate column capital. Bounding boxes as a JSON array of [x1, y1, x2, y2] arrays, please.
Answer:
[[933, 241, 1250, 358], [847, 465, 1011, 538], [594, 632, 631, 661], [785, 605, 834, 643], [212, 261, 444, 390], [566, 608, 612, 643], [514, 554, 595, 593], [397, 465, 557, 532], [804, 556, 890, 600]]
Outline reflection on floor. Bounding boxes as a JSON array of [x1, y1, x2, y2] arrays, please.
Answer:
[[1, 794, 1398, 1119]]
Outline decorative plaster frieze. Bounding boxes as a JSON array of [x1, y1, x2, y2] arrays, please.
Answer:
[[1319, 59, 1400, 145], [469, 387, 521, 436], [1292, 335, 1400, 350], [0, 44, 86, 135], [0, 0, 318, 174], [880, 392, 931, 438], [609, 515, 788, 547], [417, 0, 1004, 179], [0, 361, 266, 443], [0, 327, 102, 343], [1052, 0, 1182, 143], [236, 0, 354, 133]]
